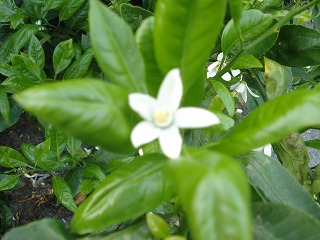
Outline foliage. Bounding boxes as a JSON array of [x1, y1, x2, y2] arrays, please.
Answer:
[[1, 0, 320, 239]]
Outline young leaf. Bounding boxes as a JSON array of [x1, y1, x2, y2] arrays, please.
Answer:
[[209, 89, 320, 155], [232, 53, 263, 69], [53, 39, 74, 77], [71, 154, 173, 234], [154, 0, 227, 105], [52, 175, 77, 212], [59, 0, 86, 21], [0, 175, 20, 191], [135, 17, 163, 97], [167, 149, 251, 240], [14, 79, 134, 153], [89, 0, 146, 93], [211, 81, 235, 116], [63, 48, 93, 79], [28, 35, 45, 69]]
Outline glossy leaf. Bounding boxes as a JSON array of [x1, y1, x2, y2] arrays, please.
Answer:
[[63, 48, 93, 79], [44, 0, 67, 10], [120, 3, 153, 32], [59, 0, 86, 21], [12, 25, 39, 54], [0, 175, 20, 191], [154, 0, 227, 105], [34, 139, 51, 167], [53, 39, 74, 76], [45, 126, 67, 157], [254, 0, 282, 11], [2, 218, 75, 240], [264, 57, 292, 100], [209, 89, 320, 155], [236, 152, 320, 220], [2, 75, 39, 93], [267, 25, 320, 66], [211, 81, 235, 116], [146, 212, 170, 239], [168, 149, 251, 240], [14, 79, 134, 153], [221, 9, 273, 54], [253, 203, 320, 240], [52, 175, 77, 212], [89, 0, 146, 92], [66, 136, 82, 158], [0, 34, 15, 64], [20, 53, 42, 80], [0, 147, 28, 168], [232, 53, 263, 69], [28, 35, 45, 69], [65, 0, 89, 30], [0, 89, 10, 122], [71, 154, 173, 234], [135, 17, 163, 97]]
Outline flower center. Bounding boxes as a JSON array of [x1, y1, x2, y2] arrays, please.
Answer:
[[153, 106, 172, 127]]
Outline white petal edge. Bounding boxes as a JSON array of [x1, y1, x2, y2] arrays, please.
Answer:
[[241, 87, 248, 103], [159, 126, 182, 159], [207, 62, 219, 78], [157, 68, 182, 112], [222, 72, 232, 81], [231, 69, 241, 76], [263, 144, 272, 157], [174, 107, 220, 128], [247, 85, 260, 98], [217, 52, 224, 62], [129, 93, 158, 121], [131, 121, 161, 148]]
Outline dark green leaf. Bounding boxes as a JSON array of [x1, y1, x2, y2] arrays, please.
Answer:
[[28, 35, 45, 69], [71, 154, 173, 234], [63, 48, 93, 79], [14, 79, 134, 153], [45, 126, 67, 157], [34, 139, 51, 168], [52, 175, 77, 212], [247, 31, 278, 57], [82, 164, 107, 182], [209, 89, 320, 155], [0, 102, 22, 132], [65, 0, 89, 30], [12, 25, 39, 54], [0, 89, 10, 121], [0, 147, 28, 168], [305, 139, 320, 150], [53, 39, 74, 76], [59, 0, 86, 21], [0, 175, 20, 191], [89, 0, 146, 92], [44, 0, 67, 10], [267, 25, 320, 67], [154, 0, 227, 105], [211, 81, 235, 116], [0, 33, 14, 64]]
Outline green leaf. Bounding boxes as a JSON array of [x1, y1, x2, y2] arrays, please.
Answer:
[[0, 102, 22, 132], [44, 0, 67, 10], [146, 212, 170, 239], [53, 39, 74, 76], [82, 164, 107, 182], [52, 175, 77, 212], [267, 25, 320, 67], [254, 0, 282, 12], [71, 154, 173, 234], [14, 79, 134, 153], [89, 0, 146, 93], [135, 17, 163, 97], [2, 218, 75, 240], [0, 89, 10, 122], [63, 48, 93, 79], [66, 136, 82, 158], [0, 34, 14, 64], [21, 143, 36, 164], [167, 149, 251, 240], [253, 203, 320, 240], [2, 75, 39, 93], [0, 175, 20, 191], [264, 57, 292, 100], [12, 24, 39, 54], [20, 53, 42, 80], [236, 152, 320, 220], [247, 31, 278, 57], [59, 0, 86, 21], [305, 139, 320, 150], [65, 1, 89, 30], [221, 9, 273, 54], [0, 2, 15, 22], [0, 147, 28, 168], [211, 81, 235, 116], [232, 53, 263, 69], [28, 35, 45, 69], [45, 126, 67, 157], [209, 89, 320, 155], [228, 0, 243, 26], [154, 0, 227, 105]]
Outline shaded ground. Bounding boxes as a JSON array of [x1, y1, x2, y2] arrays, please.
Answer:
[[0, 113, 73, 235]]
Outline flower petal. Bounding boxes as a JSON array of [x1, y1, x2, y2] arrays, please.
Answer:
[[230, 82, 246, 93], [263, 144, 272, 156], [247, 85, 260, 98], [231, 69, 241, 76], [217, 52, 224, 62], [159, 126, 182, 159], [241, 87, 248, 103], [157, 68, 182, 111], [222, 72, 232, 81], [131, 121, 161, 148], [174, 107, 220, 128], [207, 62, 219, 78], [129, 93, 158, 121]]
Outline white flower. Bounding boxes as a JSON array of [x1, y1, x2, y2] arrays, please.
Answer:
[[254, 144, 272, 157], [230, 81, 259, 103], [129, 68, 220, 159], [207, 53, 240, 81]]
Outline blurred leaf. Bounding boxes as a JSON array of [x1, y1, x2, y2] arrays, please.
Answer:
[[53, 39, 74, 76], [59, 0, 86, 21], [209, 89, 320, 155], [154, 0, 227, 105], [267, 25, 320, 66], [212, 81, 235, 116], [236, 152, 320, 220], [52, 175, 77, 212], [0, 175, 20, 191], [63, 48, 93, 79], [168, 149, 251, 240], [146, 212, 170, 239], [71, 154, 173, 234], [89, 0, 146, 92], [14, 79, 134, 153]]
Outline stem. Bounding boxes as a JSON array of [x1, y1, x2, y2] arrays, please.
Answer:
[[213, 0, 320, 80]]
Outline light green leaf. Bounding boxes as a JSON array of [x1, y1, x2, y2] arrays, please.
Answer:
[[82, 164, 106, 182], [66, 136, 82, 158], [221, 9, 273, 54], [52, 175, 77, 212], [89, 0, 146, 92], [211, 81, 235, 116], [0, 175, 20, 191], [59, 0, 86, 21], [20, 53, 42, 80], [14, 79, 134, 153], [232, 53, 263, 69], [63, 48, 93, 79], [71, 154, 173, 234], [154, 0, 227, 105], [228, 0, 243, 26], [146, 212, 170, 239], [264, 57, 292, 100], [168, 149, 251, 240], [2, 75, 39, 93], [209, 89, 320, 155], [53, 39, 74, 76], [28, 35, 45, 69], [135, 17, 163, 97]]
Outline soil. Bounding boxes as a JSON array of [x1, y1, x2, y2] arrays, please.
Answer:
[[0, 113, 73, 236]]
